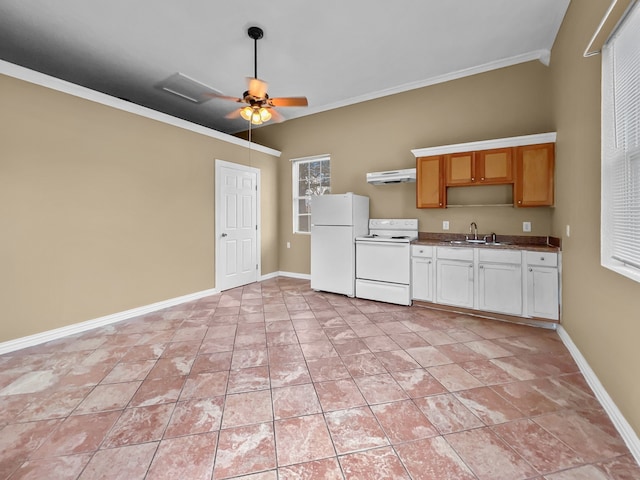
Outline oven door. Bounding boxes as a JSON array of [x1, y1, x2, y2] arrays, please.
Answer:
[[356, 240, 410, 284]]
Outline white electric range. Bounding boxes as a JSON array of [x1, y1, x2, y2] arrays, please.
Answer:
[[354, 219, 418, 305]]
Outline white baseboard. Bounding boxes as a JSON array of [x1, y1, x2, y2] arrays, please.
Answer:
[[0, 288, 219, 356], [278, 271, 311, 280], [557, 325, 640, 465], [259, 271, 280, 281], [1, 274, 313, 355]]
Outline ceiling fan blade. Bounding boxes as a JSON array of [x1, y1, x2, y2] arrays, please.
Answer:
[[269, 96, 308, 107], [247, 77, 268, 99], [225, 109, 243, 119], [269, 108, 285, 123], [202, 92, 243, 102]]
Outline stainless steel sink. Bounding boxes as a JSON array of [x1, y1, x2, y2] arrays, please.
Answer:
[[448, 240, 512, 246]]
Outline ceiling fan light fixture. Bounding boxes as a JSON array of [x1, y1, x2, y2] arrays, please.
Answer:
[[240, 106, 254, 121], [259, 107, 272, 122], [251, 110, 263, 125]]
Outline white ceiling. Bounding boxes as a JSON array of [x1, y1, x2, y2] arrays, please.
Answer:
[[0, 0, 570, 134]]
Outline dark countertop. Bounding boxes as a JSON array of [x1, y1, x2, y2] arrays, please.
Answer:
[[412, 233, 561, 253]]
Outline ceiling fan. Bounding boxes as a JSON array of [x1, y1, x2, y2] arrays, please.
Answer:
[[210, 26, 308, 126]]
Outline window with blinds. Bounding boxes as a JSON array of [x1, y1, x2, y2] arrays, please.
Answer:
[[601, 2, 640, 282]]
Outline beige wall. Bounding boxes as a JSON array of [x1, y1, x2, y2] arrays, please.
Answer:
[[0, 74, 279, 342], [550, 1, 640, 434], [250, 61, 555, 274]]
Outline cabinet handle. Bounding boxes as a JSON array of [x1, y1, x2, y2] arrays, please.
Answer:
[[479, 265, 484, 269], [427, 260, 432, 264], [481, 177, 485, 181], [529, 267, 533, 272], [518, 200, 522, 204], [540, 257, 545, 261], [468, 264, 473, 280], [221, 233, 228, 237], [471, 177, 475, 181]]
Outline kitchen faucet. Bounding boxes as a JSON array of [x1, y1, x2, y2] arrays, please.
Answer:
[[469, 222, 478, 240]]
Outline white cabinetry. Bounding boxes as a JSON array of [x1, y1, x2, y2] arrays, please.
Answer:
[[413, 244, 560, 322], [411, 245, 434, 302], [525, 251, 559, 320], [477, 249, 523, 316], [435, 247, 474, 308]]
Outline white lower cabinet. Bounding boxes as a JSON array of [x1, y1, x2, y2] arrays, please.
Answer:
[[412, 245, 560, 321], [525, 252, 559, 320], [477, 249, 522, 316], [435, 248, 474, 309], [411, 245, 434, 302]]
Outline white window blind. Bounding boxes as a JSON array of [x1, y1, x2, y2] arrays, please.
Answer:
[[292, 155, 331, 234], [601, 2, 640, 281]]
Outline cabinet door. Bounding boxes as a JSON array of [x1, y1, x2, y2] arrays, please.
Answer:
[[412, 257, 434, 301], [436, 259, 474, 308], [526, 266, 559, 320], [476, 148, 514, 184], [478, 262, 522, 315], [416, 156, 445, 208], [515, 143, 555, 207], [445, 152, 475, 185]]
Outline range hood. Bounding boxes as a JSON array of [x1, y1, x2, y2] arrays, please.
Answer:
[[366, 168, 416, 185]]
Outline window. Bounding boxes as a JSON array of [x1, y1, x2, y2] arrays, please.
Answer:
[[601, 2, 640, 282], [292, 155, 331, 233]]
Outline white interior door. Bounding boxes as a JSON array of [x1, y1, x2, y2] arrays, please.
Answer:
[[215, 160, 259, 291]]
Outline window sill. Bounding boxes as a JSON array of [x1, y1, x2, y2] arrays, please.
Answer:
[[602, 259, 640, 284]]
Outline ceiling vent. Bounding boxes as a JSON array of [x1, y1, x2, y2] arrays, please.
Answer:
[[157, 72, 223, 104]]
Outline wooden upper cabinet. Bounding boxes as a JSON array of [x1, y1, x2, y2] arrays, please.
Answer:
[[445, 152, 475, 185], [476, 148, 513, 184], [514, 143, 555, 207], [416, 155, 445, 208], [445, 148, 513, 186]]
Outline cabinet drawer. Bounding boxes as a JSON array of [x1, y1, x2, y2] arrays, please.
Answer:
[[478, 249, 521, 264], [436, 247, 474, 261], [412, 245, 433, 258], [525, 251, 558, 267]]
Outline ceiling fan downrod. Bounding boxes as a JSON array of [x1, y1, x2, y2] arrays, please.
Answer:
[[247, 26, 263, 79]]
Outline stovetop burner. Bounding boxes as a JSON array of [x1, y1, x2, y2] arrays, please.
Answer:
[[356, 218, 419, 243]]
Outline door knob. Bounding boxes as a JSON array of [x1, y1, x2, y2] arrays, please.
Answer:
[[221, 233, 228, 237]]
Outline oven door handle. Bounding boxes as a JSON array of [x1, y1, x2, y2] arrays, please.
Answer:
[[356, 240, 408, 247]]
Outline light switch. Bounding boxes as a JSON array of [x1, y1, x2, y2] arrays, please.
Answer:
[[523, 221, 531, 232], [443, 221, 450, 230]]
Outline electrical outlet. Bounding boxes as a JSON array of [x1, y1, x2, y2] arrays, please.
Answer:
[[286, 242, 291, 249], [566, 225, 571, 237], [523, 221, 532, 232], [443, 221, 450, 231]]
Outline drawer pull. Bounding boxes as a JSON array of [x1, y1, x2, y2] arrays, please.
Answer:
[[540, 257, 545, 261]]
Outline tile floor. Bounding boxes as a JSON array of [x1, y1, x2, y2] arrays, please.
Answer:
[[1, 277, 639, 480]]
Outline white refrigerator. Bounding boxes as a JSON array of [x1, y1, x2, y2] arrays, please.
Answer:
[[310, 193, 369, 296]]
